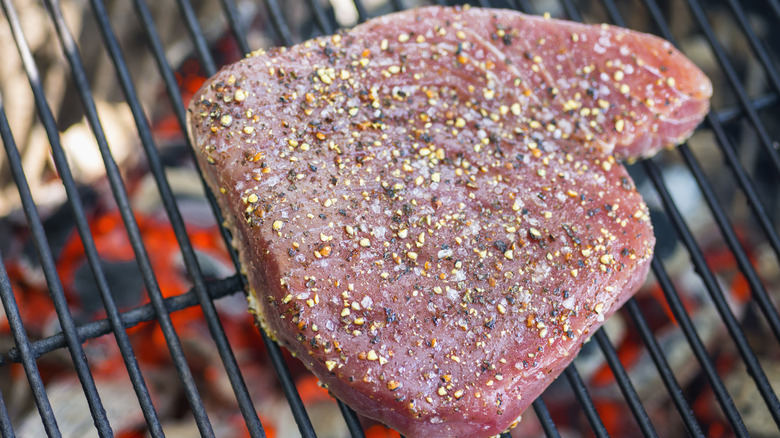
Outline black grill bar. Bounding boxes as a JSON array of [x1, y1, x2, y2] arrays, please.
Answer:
[[0, 243, 59, 436], [337, 400, 367, 438], [353, 0, 370, 23], [4, 276, 241, 363], [715, 93, 778, 125], [127, 0, 243, 278], [623, 299, 704, 438], [306, 0, 336, 35], [685, 0, 780, 175], [83, 0, 265, 434], [722, 0, 780, 97], [0, 3, 113, 435], [601, 0, 780, 361], [0, 386, 13, 438], [531, 398, 561, 438], [2, 0, 165, 433], [563, 366, 608, 438], [264, 0, 294, 46], [650, 258, 749, 437], [219, 0, 251, 56], [645, 158, 780, 429], [641, 0, 780, 262], [770, 0, 780, 24], [593, 330, 656, 438], [16, 0, 217, 433], [175, 0, 218, 77], [632, 0, 780, 429], [706, 109, 780, 260], [677, 142, 780, 342], [262, 329, 317, 437], [167, 0, 317, 435]]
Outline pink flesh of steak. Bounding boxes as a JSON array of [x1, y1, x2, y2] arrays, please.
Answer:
[[187, 6, 711, 437]]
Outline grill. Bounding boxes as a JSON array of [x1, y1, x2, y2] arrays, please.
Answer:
[[0, 0, 778, 436]]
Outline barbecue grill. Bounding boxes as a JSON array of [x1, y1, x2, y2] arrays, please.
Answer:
[[0, 0, 778, 436]]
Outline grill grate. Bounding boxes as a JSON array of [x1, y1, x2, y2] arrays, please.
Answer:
[[1, 0, 778, 437]]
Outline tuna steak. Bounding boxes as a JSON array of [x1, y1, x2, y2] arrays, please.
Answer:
[[187, 6, 711, 437]]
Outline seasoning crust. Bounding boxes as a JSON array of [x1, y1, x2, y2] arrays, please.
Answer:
[[188, 6, 710, 437]]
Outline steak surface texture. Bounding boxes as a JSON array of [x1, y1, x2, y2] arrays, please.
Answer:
[[188, 6, 711, 437]]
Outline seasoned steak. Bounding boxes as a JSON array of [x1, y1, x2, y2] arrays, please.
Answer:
[[187, 6, 711, 437]]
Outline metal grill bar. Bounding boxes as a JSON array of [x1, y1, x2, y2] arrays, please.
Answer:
[[706, 108, 780, 258], [3, 117, 113, 436], [593, 330, 656, 438], [4, 276, 241, 363], [127, 0, 243, 279], [623, 299, 704, 437], [219, 0, 251, 55], [640, 0, 780, 263], [352, 0, 370, 22], [0, 386, 13, 438], [650, 258, 748, 437], [715, 93, 778, 124], [531, 398, 561, 438], [264, 0, 294, 46], [722, 0, 780, 97], [175, 0, 218, 76], [0, 101, 61, 438], [0, 3, 114, 435], [685, 0, 780, 175], [563, 366, 608, 437], [770, 0, 780, 24], [600, 0, 780, 346], [2, 1, 165, 434], [677, 143, 780, 342], [10, 0, 217, 433], [166, 1, 318, 435], [644, 157, 780, 429], [83, 0, 264, 434], [306, 0, 336, 35], [337, 400, 366, 438]]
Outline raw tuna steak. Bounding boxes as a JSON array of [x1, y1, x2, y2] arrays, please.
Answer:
[[187, 5, 711, 437]]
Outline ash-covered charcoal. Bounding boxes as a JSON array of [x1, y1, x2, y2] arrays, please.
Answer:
[[187, 6, 710, 437]]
